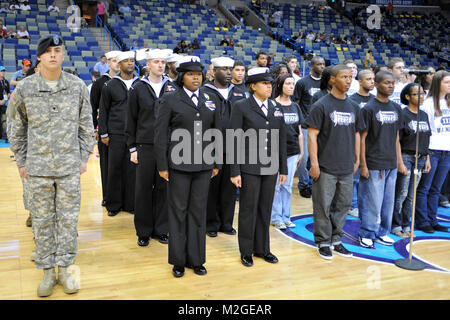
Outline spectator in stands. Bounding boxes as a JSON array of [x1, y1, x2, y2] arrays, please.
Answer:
[[107, 0, 118, 17], [130, 41, 141, 51], [11, 59, 31, 87], [306, 31, 315, 41], [0, 66, 10, 142], [192, 39, 200, 50], [118, 2, 131, 14], [0, 4, 10, 13], [81, 18, 88, 28], [0, 21, 7, 38], [255, 51, 268, 68], [67, 16, 79, 32], [7, 28, 16, 39], [137, 5, 145, 13], [364, 50, 373, 68], [219, 35, 230, 47], [19, 1, 30, 11], [173, 40, 187, 54], [47, 1, 60, 13], [415, 70, 450, 233], [285, 55, 301, 83], [97, 1, 106, 24], [386, 2, 394, 18], [93, 55, 110, 75], [9, 1, 20, 12], [271, 9, 282, 27]]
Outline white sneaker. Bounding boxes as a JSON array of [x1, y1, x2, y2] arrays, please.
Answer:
[[284, 221, 296, 228], [359, 237, 374, 249], [274, 222, 286, 230], [347, 208, 359, 218], [375, 235, 395, 246]]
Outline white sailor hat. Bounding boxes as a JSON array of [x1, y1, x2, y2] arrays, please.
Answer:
[[105, 50, 122, 60], [117, 51, 135, 63], [135, 48, 150, 61], [246, 67, 273, 83], [211, 56, 234, 68], [176, 55, 203, 72], [167, 53, 180, 63], [146, 48, 169, 60]]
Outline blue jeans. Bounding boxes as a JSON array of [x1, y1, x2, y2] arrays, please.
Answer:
[[415, 150, 450, 228], [351, 170, 360, 209], [358, 168, 397, 239], [392, 154, 425, 234], [271, 154, 300, 224], [297, 128, 312, 190]]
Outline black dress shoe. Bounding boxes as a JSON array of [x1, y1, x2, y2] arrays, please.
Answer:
[[299, 188, 312, 198], [207, 231, 218, 237], [220, 228, 236, 235], [432, 224, 448, 232], [241, 255, 253, 267], [101, 200, 106, 207], [137, 237, 149, 247], [172, 266, 185, 278], [418, 225, 435, 233], [193, 265, 207, 275], [254, 252, 279, 263], [107, 210, 120, 217], [154, 234, 169, 244]]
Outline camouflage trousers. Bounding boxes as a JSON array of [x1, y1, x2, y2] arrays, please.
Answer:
[[21, 177, 30, 211], [27, 174, 81, 269]]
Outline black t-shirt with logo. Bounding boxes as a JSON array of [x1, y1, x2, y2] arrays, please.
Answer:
[[349, 92, 375, 109], [278, 102, 304, 157], [362, 98, 403, 170], [305, 94, 366, 175], [399, 108, 431, 156]]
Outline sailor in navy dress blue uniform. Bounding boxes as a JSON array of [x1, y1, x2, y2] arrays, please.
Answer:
[[126, 49, 177, 247], [155, 56, 222, 278], [203, 56, 248, 237], [229, 67, 288, 267], [98, 51, 139, 216]]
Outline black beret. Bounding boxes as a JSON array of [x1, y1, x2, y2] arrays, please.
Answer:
[[37, 34, 63, 57]]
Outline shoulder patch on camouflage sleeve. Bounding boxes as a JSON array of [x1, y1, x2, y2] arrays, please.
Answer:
[[10, 91, 17, 105]]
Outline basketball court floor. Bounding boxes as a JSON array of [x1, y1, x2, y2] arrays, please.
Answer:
[[1, 145, 449, 300]]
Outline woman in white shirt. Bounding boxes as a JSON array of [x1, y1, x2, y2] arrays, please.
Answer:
[[415, 70, 450, 233]]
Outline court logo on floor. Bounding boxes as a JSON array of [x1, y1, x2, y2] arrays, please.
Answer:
[[282, 207, 450, 273]]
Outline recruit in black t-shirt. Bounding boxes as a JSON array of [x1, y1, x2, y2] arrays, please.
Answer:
[[305, 94, 366, 175], [294, 75, 321, 118], [399, 108, 431, 156], [278, 102, 305, 157], [362, 98, 403, 170], [349, 92, 374, 109]]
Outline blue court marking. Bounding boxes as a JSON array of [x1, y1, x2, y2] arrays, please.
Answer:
[[282, 207, 450, 273]]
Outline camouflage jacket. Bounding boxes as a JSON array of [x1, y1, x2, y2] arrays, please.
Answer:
[[7, 71, 95, 177]]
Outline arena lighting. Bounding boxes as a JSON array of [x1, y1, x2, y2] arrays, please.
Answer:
[[394, 86, 427, 272]]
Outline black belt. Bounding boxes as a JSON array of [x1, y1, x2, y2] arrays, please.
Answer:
[[403, 150, 427, 157]]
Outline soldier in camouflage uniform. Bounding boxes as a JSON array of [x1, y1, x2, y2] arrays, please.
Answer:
[[7, 34, 95, 297]]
